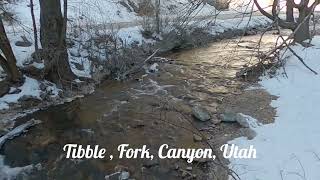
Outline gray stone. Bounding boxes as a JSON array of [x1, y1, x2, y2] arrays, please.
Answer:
[[211, 116, 221, 125], [235, 113, 250, 128], [193, 134, 203, 142], [240, 128, 257, 140], [192, 105, 211, 122], [8, 88, 21, 94], [143, 158, 159, 168], [119, 171, 130, 180], [18, 95, 38, 102], [15, 36, 32, 47], [220, 112, 237, 123], [105, 172, 121, 180], [15, 41, 32, 47]]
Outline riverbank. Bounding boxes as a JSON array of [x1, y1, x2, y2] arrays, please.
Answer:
[[0, 31, 280, 179], [0, 3, 272, 130]]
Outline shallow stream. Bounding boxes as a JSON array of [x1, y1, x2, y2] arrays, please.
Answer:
[[0, 33, 279, 180]]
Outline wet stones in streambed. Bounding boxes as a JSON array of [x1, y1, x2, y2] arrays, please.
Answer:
[[104, 165, 132, 180], [192, 105, 211, 122], [143, 158, 160, 168], [220, 112, 261, 128], [240, 128, 257, 140], [193, 134, 203, 142], [48, 159, 106, 180]]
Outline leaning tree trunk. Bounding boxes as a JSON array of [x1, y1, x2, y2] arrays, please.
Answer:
[[294, 7, 311, 43], [0, 17, 22, 83], [0, 55, 11, 96], [39, 0, 75, 87]]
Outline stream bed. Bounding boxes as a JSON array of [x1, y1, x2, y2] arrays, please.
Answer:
[[0, 33, 279, 180]]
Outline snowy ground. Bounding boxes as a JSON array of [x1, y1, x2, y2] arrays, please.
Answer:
[[0, 0, 271, 112], [229, 37, 320, 180]]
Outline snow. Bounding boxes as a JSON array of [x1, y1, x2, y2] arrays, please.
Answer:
[[0, 76, 41, 110], [0, 119, 42, 179], [229, 37, 320, 180], [68, 0, 141, 24], [0, 156, 35, 180], [147, 63, 159, 73], [1, 0, 271, 79]]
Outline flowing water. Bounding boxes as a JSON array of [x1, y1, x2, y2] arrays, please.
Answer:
[[0, 33, 279, 180]]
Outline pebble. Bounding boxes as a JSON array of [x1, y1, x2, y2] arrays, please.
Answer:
[[193, 134, 203, 142]]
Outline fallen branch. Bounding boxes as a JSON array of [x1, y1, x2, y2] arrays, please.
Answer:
[[120, 48, 160, 80], [0, 119, 42, 149], [277, 34, 318, 75], [287, 45, 318, 75]]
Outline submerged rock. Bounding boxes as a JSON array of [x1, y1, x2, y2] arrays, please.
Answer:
[[192, 105, 211, 122], [220, 112, 237, 123]]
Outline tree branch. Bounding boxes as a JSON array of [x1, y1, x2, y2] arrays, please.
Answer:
[[254, 0, 296, 29]]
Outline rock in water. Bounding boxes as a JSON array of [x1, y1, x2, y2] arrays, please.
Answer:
[[148, 63, 159, 73], [240, 128, 257, 140], [236, 113, 261, 128], [220, 112, 237, 122], [235, 113, 250, 128], [192, 105, 211, 121], [119, 171, 130, 180], [221, 112, 260, 128]]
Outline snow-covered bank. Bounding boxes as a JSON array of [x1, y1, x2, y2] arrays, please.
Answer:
[[0, 76, 61, 111], [0, 119, 42, 179], [229, 37, 320, 180]]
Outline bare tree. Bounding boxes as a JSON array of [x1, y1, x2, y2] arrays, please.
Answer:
[[0, 17, 22, 83], [39, 0, 76, 87], [154, 0, 161, 34], [254, 0, 320, 43], [29, 0, 38, 54]]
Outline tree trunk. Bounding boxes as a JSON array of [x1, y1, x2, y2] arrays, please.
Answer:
[[30, 0, 39, 57], [154, 0, 161, 34], [0, 55, 11, 96], [0, 17, 22, 83], [286, 0, 294, 22], [39, 0, 75, 87], [294, 8, 311, 43]]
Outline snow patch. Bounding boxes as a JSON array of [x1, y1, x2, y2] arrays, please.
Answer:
[[0, 156, 36, 180], [229, 36, 320, 180], [0, 76, 41, 110]]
